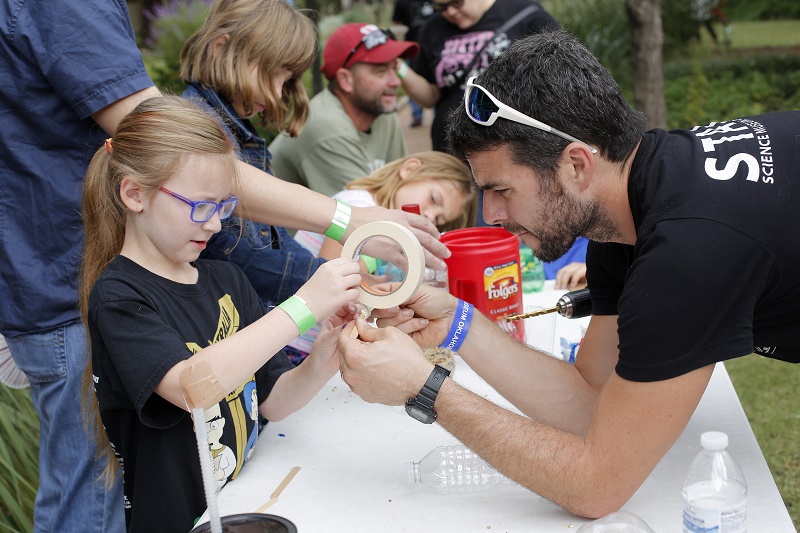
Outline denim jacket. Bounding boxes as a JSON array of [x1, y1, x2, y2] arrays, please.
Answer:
[[184, 83, 325, 306]]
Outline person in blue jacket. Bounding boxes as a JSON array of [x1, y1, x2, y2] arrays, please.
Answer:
[[180, 0, 324, 365]]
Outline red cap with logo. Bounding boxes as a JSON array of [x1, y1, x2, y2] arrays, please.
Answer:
[[321, 23, 420, 80]]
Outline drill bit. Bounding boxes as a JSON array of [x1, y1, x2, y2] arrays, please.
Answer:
[[505, 305, 559, 321], [505, 288, 592, 322]]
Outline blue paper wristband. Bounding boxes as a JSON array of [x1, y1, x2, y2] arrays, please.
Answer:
[[439, 299, 474, 352]]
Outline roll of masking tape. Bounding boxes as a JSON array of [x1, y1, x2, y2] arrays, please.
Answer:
[[340, 221, 425, 312]]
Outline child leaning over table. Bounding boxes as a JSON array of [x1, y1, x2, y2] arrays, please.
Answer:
[[78, 96, 361, 532], [180, 0, 326, 365]]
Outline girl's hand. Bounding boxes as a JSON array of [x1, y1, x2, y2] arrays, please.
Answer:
[[373, 284, 458, 349], [305, 303, 359, 376], [296, 258, 362, 321]]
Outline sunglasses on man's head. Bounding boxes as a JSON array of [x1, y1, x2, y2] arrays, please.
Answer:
[[433, 0, 464, 10], [342, 28, 396, 69], [464, 77, 597, 154]]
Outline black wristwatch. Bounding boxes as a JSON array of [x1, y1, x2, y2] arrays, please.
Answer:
[[405, 365, 451, 424]]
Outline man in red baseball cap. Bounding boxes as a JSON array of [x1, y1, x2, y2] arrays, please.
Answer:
[[270, 24, 420, 196], [320, 22, 419, 79]]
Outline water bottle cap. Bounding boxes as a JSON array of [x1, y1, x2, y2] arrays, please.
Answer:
[[701, 431, 728, 450]]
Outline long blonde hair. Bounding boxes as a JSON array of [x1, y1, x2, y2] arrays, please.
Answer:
[[180, 0, 316, 136], [79, 96, 239, 485], [347, 151, 477, 232]]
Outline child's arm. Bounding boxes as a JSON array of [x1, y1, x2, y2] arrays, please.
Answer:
[[233, 163, 450, 270], [257, 304, 356, 421], [90, 84, 449, 270], [154, 258, 361, 411], [318, 236, 344, 261]]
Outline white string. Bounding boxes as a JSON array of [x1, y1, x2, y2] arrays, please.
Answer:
[[191, 407, 222, 533]]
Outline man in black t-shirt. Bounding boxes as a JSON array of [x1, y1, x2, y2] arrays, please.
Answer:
[[393, 0, 435, 43], [338, 30, 800, 519]]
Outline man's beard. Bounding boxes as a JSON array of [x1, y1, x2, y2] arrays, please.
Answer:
[[504, 177, 617, 262], [351, 87, 396, 117]]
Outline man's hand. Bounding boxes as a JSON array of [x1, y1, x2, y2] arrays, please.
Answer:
[[372, 284, 457, 348], [347, 206, 450, 270], [338, 317, 432, 406]]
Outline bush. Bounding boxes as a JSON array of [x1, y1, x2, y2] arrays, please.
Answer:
[[665, 51, 800, 128], [0, 386, 39, 533], [542, 0, 706, 94], [543, 0, 632, 90], [141, 0, 213, 93]]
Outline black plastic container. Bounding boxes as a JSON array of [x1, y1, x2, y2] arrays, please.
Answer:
[[189, 513, 297, 533]]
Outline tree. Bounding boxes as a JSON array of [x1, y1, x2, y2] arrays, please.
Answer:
[[627, 0, 667, 129]]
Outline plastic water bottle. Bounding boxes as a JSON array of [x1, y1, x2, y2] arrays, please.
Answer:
[[519, 245, 545, 293], [682, 431, 747, 533], [406, 444, 514, 493], [402, 204, 448, 289]]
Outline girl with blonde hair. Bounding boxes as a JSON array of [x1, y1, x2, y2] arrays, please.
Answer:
[[181, 0, 328, 365], [180, 0, 315, 135], [80, 96, 360, 531]]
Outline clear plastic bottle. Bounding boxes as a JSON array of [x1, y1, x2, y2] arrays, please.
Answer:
[[519, 245, 545, 293], [682, 431, 747, 533], [402, 204, 448, 289], [406, 444, 514, 493], [577, 511, 655, 532]]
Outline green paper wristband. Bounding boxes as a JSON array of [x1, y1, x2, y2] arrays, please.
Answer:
[[278, 295, 316, 335], [324, 200, 351, 242]]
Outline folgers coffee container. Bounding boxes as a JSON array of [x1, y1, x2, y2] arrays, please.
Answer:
[[440, 227, 524, 342]]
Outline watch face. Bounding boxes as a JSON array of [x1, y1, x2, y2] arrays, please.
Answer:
[[405, 400, 436, 424]]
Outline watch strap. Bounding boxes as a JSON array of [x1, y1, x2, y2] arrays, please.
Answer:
[[413, 364, 451, 412]]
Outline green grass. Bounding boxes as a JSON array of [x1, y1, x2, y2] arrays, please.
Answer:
[[720, 20, 800, 49], [691, 19, 800, 53], [726, 355, 800, 530]]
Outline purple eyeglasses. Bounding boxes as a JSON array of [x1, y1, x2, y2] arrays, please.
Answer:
[[158, 186, 238, 223]]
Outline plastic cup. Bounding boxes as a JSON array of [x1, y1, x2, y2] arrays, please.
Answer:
[[189, 513, 297, 533]]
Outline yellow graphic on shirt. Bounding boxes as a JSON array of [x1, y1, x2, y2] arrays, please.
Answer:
[[185, 294, 241, 353], [185, 294, 255, 484]]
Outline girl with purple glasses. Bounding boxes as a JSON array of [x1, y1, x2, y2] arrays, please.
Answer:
[[78, 96, 361, 532]]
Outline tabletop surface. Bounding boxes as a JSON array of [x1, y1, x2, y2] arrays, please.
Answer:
[[198, 285, 796, 532]]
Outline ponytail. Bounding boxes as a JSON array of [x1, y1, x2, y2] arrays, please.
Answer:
[[78, 95, 238, 485]]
